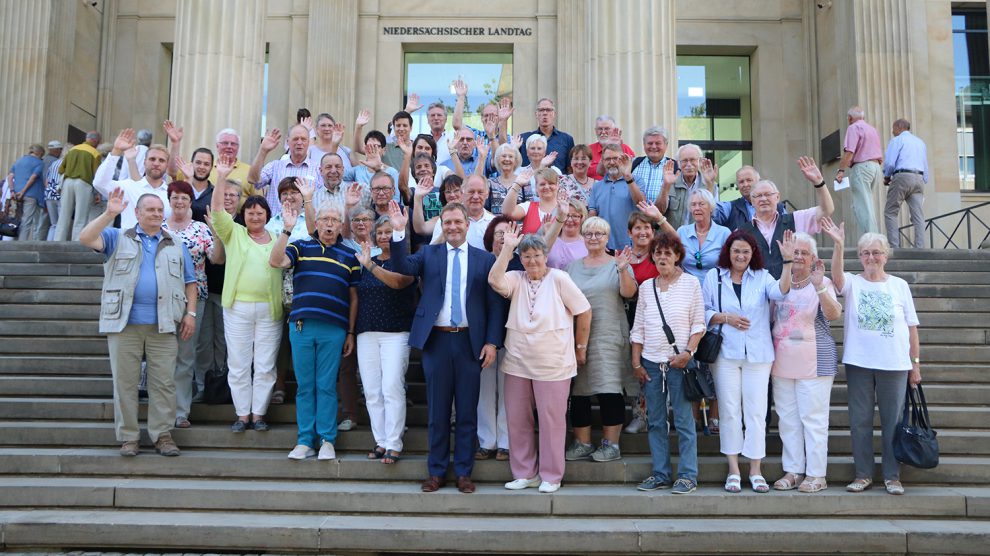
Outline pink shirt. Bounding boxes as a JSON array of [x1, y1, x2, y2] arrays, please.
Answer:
[[753, 207, 821, 247], [843, 119, 884, 163], [490, 268, 592, 381]]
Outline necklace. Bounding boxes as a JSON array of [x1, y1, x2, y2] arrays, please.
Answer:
[[248, 229, 269, 243], [631, 249, 649, 264], [524, 271, 547, 321], [791, 273, 812, 288]]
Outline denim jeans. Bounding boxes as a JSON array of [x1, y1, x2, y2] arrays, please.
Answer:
[[642, 358, 698, 482]]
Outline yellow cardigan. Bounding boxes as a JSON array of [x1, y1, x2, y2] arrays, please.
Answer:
[[212, 210, 284, 321]]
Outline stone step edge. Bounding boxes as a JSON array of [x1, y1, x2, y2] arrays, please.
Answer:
[[2, 477, 989, 519], [0, 510, 987, 555]]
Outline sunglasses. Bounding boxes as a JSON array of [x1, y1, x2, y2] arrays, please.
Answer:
[[694, 251, 703, 270]]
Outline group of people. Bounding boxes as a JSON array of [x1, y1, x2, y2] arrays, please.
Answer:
[[63, 85, 924, 496]]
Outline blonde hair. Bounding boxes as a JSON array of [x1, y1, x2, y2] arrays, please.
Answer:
[[581, 216, 611, 236]]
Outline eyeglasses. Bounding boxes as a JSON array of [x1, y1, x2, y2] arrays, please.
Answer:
[[317, 217, 341, 224], [565, 214, 583, 221], [694, 251, 703, 270], [371, 186, 392, 193], [536, 108, 555, 113], [583, 231, 607, 239], [493, 231, 506, 238], [859, 250, 887, 258], [751, 192, 777, 200], [351, 217, 372, 223]]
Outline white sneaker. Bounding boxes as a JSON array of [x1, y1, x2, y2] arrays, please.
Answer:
[[624, 416, 647, 434], [318, 440, 336, 460], [337, 419, 355, 431], [287, 444, 315, 460], [504, 476, 541, 490], [538, 481, 560, 493]]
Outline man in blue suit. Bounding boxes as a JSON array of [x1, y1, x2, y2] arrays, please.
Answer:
[[388, 200, 506, 493]]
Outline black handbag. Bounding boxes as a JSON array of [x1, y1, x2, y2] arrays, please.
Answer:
[[652, 280, 715, 401], [893, 384, 939, 469], [0, 198, 22, 238], [694, 273, 723, 364], [202, 362, 232, 405]]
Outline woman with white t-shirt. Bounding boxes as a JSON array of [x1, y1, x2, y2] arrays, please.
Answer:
[[822, 218, 922, 496]]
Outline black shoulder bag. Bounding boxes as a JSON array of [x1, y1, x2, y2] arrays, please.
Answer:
[[652, 280, 715, 401], [693, 273, 723, 364], [893, 384, 939, 469]]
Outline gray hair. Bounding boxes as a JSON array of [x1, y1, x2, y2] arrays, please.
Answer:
[[536, 97, 556, 109], [525, 134, 548, 149], [642, 125, 669, 143], [753, 179, 779, 194], [594, 115, 616, 126], [689, 189, 716, 212], [28, 144, 44, 156], [317, 200, 344, 221], [676, 143, 703, 160], [793, 232, 818, 258], [428, 101, 446, 111], [373, 214, 392, 235], [848, 106, 865, 119], [857, 232, 891, 256], [85, 131, 102, 142], [736, 165, 761, 181], [215, 128, 241, 143], [348, 205, 374, 221], [494, 142, 522, 169], [316, 113, 335, 125], [136, 129, 153, 146], [518, 233, 549, 255]]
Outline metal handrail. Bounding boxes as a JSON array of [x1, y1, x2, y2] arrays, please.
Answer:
[[898, 200, 990, 249]]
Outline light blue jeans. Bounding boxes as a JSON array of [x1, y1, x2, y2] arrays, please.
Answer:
[[642, 358, 698, 482]]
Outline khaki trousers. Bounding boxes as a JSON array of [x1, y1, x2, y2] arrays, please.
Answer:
[[107, 324, 177, 443]]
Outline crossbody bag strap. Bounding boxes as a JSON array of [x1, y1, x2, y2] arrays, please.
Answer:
[[715, 273, 724, 334], [651, 278, 679, 354]]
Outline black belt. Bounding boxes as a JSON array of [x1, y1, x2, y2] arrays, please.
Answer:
[[434, 326, 468, 333], [892, 169, 924, 176]]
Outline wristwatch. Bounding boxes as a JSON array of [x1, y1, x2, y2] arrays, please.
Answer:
[[912, 357, 921, 364], [686, 348, 695, 357], [282, 229, 292, 236], [185, 311, 197, 318]]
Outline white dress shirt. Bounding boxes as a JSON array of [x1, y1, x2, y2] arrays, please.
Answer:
[[393, 229, 469, 327], [93, 154, 171, 230], [431, 209, 495, 250]]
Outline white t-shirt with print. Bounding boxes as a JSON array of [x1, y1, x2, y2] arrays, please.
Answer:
[[839, 273, 919, 371]]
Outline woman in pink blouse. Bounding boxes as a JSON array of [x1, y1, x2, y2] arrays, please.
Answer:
[[488, 229, 592, 494]]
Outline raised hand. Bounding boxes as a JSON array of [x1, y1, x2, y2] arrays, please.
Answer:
[[345, 182, 363, 207], [163, 120, 183, 144], [300, 115, 313, 132], [124, 146, 139, 162], [776, 229, 796, 261], [355, 109, 371, 127], [453, 78, 468, 97], [356, 240, 374, 269], [502, 224, 522, 251], [606, 127, 622, 146], [509, 134, 523, 150], [176, 156, 194, 179], [482, 113, 499, 138], [700, 158, 719, 187], [498, 97, 514, 121], [618, 153, 633, 178], [820, 217, 845, 246], [476, 139, 490, 162], [539, 151, 558, 169], [446, 136, 459, 160], [388, 199, 408, 229], [363, 143, 383, 170], [414, 176, 435, 198], [404, 93, 422, 113], [203, 206, 214, 228], [397, 138, 413, 157], [556, 185, 571, 206], [260, 128, 282, 152], [216, 155, 235, 180], [663, 159, 680, 186], [106, 187, 128, 217], [113, 128, 137, 153], [515, 167, 535, 184], [294, 177, 315, 200], [636, 200, 662, 222], [331, 122, 345, 145], [281, 204, 300, 231], [615, 246, 633, 272], [810, 259, 826, 287], [797, 156, 825, 185]]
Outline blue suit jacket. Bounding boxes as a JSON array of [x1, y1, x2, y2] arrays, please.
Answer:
[[390, 238, 506, 356]]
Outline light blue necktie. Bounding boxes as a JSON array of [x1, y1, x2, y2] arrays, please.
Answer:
[[450, 247, 462, 326]]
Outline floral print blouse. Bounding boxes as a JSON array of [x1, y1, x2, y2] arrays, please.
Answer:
[[164, 219, 214, 300]]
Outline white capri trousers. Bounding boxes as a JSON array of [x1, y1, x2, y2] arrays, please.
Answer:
[[712, 357, 772, 460], [772, 375, 834, 478], [223, 301, 282, 417], [357, 331, 410, 452]]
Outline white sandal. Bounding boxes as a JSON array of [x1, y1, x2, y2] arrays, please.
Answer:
[[724, 473, 742, 493], [799, 476, 828, 493], [749, 474, 770, 493]]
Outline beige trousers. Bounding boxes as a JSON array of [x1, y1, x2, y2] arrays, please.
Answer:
[[107, 324, 177, 443]]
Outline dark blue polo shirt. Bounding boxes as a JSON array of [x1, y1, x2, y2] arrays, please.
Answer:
[[285, 236, 361, 329]]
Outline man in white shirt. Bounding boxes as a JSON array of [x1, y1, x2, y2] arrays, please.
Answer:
[[93, 129, 172, 230], [430, 175, 494, 250]]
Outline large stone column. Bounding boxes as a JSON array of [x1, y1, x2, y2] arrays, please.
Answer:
[[305, 0, 359, 122], [850, 0, 918, 232], [0, 0, 54, 167], [169, 0, 266, 158], [558, 0, 677, 148]]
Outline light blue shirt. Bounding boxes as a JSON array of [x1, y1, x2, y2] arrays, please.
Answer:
[[265, 213, 311, 243], [100, 227, 196, 326], [701, 266, 783, 364], [588, 177, 637, 250], [441, 151, 479, 176], [883, 130, 928, 183], [678, 222, 730, 282]]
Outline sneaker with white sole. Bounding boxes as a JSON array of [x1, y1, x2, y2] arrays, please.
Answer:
[[504, 477, 541, 490], [337, 419, 355, 431], [538, 481, 560, 493], [318, 440, 336, 460], [564, 440, 594, 461], [624, 416, 647, 434], [590, 439, 621, 462], [287, 444, 316, 460], [637, 475, 671, 491], [671, 478, 697, 494]]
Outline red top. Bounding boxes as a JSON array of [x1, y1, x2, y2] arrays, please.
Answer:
[[522, 201, 545, 234], [589, 142, 636, 180], [632, 257, 659, 284]]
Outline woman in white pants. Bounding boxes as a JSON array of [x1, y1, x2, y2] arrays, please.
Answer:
[[771, 231, 841, 493], [702, 229, 784, 494], [354, 216, 416, 464]]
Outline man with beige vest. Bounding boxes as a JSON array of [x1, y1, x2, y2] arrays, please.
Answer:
[[80, 188, 197, 457]]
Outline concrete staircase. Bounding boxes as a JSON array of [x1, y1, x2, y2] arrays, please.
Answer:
[[0, 241, 988, 554]]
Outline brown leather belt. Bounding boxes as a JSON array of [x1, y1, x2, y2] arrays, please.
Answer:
[[434, 326, 468, 333]]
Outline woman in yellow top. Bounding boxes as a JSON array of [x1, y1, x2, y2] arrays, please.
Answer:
[[210, 156, 284, 433]]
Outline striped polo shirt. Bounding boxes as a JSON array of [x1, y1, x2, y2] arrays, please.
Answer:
[[285, 235, 361, 329]]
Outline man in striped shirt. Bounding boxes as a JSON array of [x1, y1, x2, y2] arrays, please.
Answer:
[[248, 124, 322, 216]]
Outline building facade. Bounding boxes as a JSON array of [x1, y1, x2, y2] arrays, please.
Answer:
[[2, 0, 986, 233]]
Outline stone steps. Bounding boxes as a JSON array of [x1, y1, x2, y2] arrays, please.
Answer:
[[0, 448, 987, 485]]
